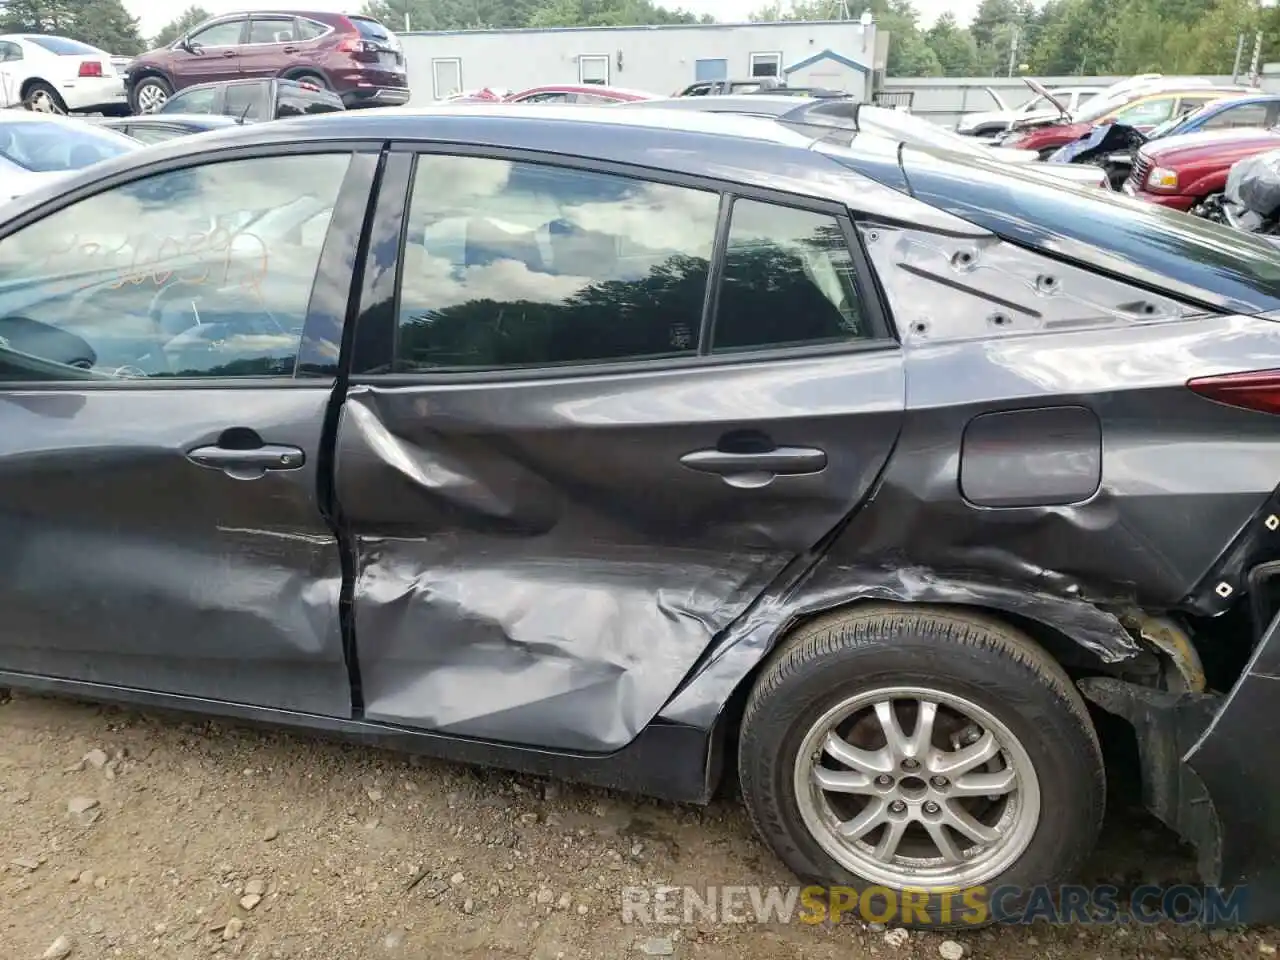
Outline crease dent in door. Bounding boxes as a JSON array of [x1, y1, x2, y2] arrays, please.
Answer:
[[338, 388, 802, 753]]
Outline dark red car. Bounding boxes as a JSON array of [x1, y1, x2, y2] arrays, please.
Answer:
[[1124, 127, 1280, 210], [504, 84, 656, 104], [123, 11, 408, 114]]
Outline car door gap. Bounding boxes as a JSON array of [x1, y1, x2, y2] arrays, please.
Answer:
[[315, 143, 394, 718]]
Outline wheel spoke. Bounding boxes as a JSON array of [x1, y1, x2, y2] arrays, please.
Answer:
[[940, 800, 1000, 845], [906, 700, 937, 759], [923, 819, 965, 863], [823, 732, 893, 775], [930, 729, 999, 777], [837, 797, 888, 841], [951, 768, 1017, 797], [812, 767, 875, 794], [873, 817, 908, 862], [874, 701, 912, 761]]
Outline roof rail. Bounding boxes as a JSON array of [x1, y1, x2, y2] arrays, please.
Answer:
[[777, 98, 861, 131]]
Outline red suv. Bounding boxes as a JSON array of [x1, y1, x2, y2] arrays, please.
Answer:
[[123, 11, 409, 114]]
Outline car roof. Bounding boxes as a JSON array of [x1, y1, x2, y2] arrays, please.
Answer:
[[618, 94, 823, 115]]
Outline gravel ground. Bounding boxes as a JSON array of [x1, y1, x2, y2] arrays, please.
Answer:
[[0, 691, 1275, 960]]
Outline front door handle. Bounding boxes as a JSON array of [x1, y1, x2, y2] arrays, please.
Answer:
[[680, 446, 827, 487], [222, 50, 237, 58], [282, 45, 299, 53], [187, 443, 305, 480]]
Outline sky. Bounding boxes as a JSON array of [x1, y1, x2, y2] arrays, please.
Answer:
[[121, 0, 977, 44]]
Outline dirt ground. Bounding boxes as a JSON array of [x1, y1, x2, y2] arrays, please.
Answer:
[[0, 691, 1274, 960]]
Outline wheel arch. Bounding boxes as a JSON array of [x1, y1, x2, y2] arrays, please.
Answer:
[[127, 66, 173, 90], [19, 76, 53, 98], [670, 586, 1157, 798], [280, 66, 331, 85]]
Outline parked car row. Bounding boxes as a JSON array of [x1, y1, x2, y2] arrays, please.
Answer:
[[0, 11, 406, 117], [2, 96, 1280, 931]]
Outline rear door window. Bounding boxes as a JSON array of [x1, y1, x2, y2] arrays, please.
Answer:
[[1111, 97, 1175, 126], [712, 199, 875, 352], [1203, 103, 1271, 130], [393, 154, 719, 372], [248, 17, 296, 44]]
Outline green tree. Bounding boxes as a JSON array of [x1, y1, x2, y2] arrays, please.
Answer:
[[75, 0, 143, 54], [0, 0, 76, 33], [1027, 0, 1117, 75], [925, 12, 980, 76], [152, 5, 211, 47]]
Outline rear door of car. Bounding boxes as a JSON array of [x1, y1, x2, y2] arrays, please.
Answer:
[[0, 142, 382, 716], [239, 15, 300, 80], [331, 145, 906, 753]]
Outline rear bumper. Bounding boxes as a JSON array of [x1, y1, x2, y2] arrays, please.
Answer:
[[1080, 605, 1280, 924], [340, 85, 411, 108], [58, 76, 127, 113]]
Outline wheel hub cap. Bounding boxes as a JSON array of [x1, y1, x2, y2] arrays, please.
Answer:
[[794, 685, 1041, 889], [138, 86, 167, 112]]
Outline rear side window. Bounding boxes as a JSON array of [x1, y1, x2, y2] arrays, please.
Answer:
[[713, 199, 872, 352], [845, 147, 1280, 315], [249, 17, 295, 43], [296, 18, 329, 40], [27, 36, 100, 55], [1203, 103, 1270, 129], [351, 17, 392, 41], [394, 156, 719, 371]]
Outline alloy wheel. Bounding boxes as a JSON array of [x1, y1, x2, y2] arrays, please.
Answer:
[[137, 85, 167, 113], [793, 685, 1041, 889]]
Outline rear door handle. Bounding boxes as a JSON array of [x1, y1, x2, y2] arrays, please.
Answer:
[[680, 447, 827, 484], [282, 45, 298, 53], [187, 444, 305, 480], [222, 50, 237, 57]]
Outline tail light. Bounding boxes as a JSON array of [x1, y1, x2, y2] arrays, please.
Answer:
[[78, 61, 103, 78], [1188, 369, 1280, 415], [336, 37, 377, 54]]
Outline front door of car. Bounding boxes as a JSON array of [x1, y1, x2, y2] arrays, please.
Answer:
[[172, 17, 246, 89], [332, 148, 906, 754], [0, 145, 380, 717]]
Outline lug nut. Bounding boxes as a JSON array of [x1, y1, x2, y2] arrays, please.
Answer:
[[924, 801, 940, 814], [931, 776, 949, 788], [876, 774, 893, 786], [901, 758, 920, 771], [889, 800, 907, 814]]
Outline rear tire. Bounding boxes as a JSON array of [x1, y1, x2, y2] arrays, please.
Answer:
[[24, 81, 66, 114], [737, 604, 1104, 930], [290, 71, 329, 90]]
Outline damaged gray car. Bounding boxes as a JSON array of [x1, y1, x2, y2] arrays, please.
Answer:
[[1, 103, 1279, 927]]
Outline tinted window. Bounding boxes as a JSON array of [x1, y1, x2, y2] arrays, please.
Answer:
[[190, 20, 244, 47], [713, 200, 871, 352], [351, 17, 392, 41], [395, 155, 719, 372], [249, 17, 295, 43], [296, 18, 329, 40], [161, 86, 217, 115], [0, 119, 136, 172], [27, 36, 100, 55], [224, 83, 263, 119], [0, 153, 349, 382], [519, 91, 570, 103], [840, 146, 1280, 314], [1203, 103, 1270, 129]]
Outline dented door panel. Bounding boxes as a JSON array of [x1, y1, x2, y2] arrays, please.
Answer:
[[335, 350, 905, 752]]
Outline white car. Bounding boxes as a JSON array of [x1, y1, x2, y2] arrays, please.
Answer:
[[0, 34, 128, 115], [956, 84, 1106, 138], [0, 112, 140, 203]]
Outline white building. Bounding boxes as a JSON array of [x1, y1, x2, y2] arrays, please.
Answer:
[[398, 20, 887, 104]]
